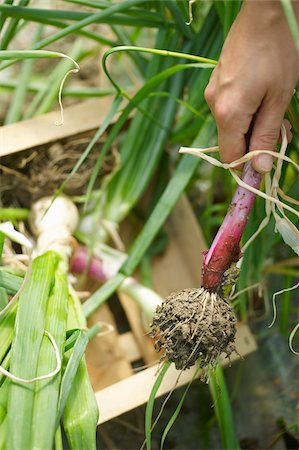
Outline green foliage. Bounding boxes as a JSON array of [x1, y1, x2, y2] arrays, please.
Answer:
[[145, 361, 171, 450], [209, 366, 240, 450]]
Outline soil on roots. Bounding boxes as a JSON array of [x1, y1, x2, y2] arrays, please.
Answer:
[[150, 288, 237, 371]]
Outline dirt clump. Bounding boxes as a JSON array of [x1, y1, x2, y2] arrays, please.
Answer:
[[0, 133, 117, 207], [150, 288, 237, 371]]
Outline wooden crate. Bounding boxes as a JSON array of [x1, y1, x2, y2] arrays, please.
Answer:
[[0, 99, 257, 425]]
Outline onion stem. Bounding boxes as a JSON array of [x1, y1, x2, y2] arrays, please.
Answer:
[[202, 162, 261, 291], [71, 245, 162, 320]]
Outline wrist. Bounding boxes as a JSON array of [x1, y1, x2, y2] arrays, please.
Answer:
[[243, 0, 286, 20], [241, 0, 299, 42]]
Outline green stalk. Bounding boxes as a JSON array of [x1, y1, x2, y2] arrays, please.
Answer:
[[0, 303, 17, 363], [110, 24, 147, 76], [83, 117, 215, 317], [102, 45, 217, 93], [54, 426, 63, 450], [0, 0, 150, 73], [63, 0, 110, 8], [103, 45, 187, 224], [4, 58, 33, 124], [63, 0, 165, 22], [0, 233, 4, 261], [0, 415, 7, 450], [0, 0, 29, 50], [0, 208, 29, 221], [0, 350, 11, 387], [63, 357, 99, 450], [222, 1, 241, 38], [145, 361, 171, 450], [0, 49, 79, 66], [0, 288, 8, 310], [0, 380, 9, 425], [0, 270, 23, 294], [0, 80, 114, 97], [33, 39, 83, 116], [62, 291, 99, 450], [56, 326, 100, 430], [56, 331, 89, 428], [6, 251, 59, 450], [1, 9, 115, 47], [83, 63, 212, 206], [0, 4, 168, 28], [31, 261, 69, 450], [0, 0, 14, 33], [280, 275, 292, 335], [165, 1, 195, 39], [4, 25, 43, 124], [173, 7, 221, 141], [281, 0, 299, 52], [209, 366, 240, 450]]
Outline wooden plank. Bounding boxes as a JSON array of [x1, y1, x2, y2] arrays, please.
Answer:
[[151, 195, 207, 299], [118, 292, 159, 365], [119, 332, 142, 362], [86, 304, 133, 391], [0, 97, 115, 157], [96, 322, 257, 424]]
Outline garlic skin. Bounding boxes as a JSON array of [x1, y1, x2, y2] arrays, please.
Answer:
[[30, 196, 79, 259]]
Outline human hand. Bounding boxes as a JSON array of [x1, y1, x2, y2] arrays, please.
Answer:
[[204, 1, 299, 173]]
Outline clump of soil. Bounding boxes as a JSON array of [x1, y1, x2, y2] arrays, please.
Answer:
[[0, 132, 117, 208], [150, 288, 237, 371]]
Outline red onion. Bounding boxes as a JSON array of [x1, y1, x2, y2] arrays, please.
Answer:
[[70, 245, 107, 282]]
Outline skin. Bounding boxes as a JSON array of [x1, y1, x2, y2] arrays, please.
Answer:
[[205, 0, 299, 173]]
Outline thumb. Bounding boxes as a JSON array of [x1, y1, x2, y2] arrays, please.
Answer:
[[249, 100, 285, 174]]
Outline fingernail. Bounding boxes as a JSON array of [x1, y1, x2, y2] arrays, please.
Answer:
[[253, 155, 273, 173]]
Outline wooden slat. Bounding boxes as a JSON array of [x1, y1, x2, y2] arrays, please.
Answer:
[[96, 322, 257, 424], [0, 97, 115, 157], [119, 332, 141, 362], [118, 292, 159, 365], [86, 304, 133, 391], [151, 195, 207, 298]]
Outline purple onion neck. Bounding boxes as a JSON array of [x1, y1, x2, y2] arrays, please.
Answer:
[[70, 245, 107, 282], [202, 161, 262, 292]]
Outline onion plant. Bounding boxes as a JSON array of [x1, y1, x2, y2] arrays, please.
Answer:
[[0, 197, 100, 450], [1, 1, 299, 449]]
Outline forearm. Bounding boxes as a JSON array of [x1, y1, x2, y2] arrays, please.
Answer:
[[243, 0, 299, 23]]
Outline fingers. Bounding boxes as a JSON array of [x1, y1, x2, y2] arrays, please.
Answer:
[[205, 78, 253, 168], [204, 67, 217, 109], [213, 101, 250, 166], [205, 70, 293, 173], [249, 97, 292, 173]]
